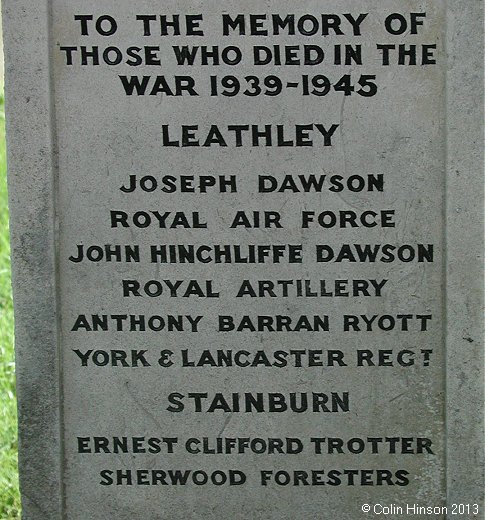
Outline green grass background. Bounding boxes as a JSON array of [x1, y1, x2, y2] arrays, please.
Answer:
[[0, 92, 21, 519]]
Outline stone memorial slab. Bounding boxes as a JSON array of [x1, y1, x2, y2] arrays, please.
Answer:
[[3, 1, 483, 519]]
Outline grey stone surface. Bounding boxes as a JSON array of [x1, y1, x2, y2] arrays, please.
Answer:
[[0, 9, 4, 87], [3, 1, 483, 519]]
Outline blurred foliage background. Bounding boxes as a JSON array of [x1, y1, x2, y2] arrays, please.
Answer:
[[0, 90, 21, 519]]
